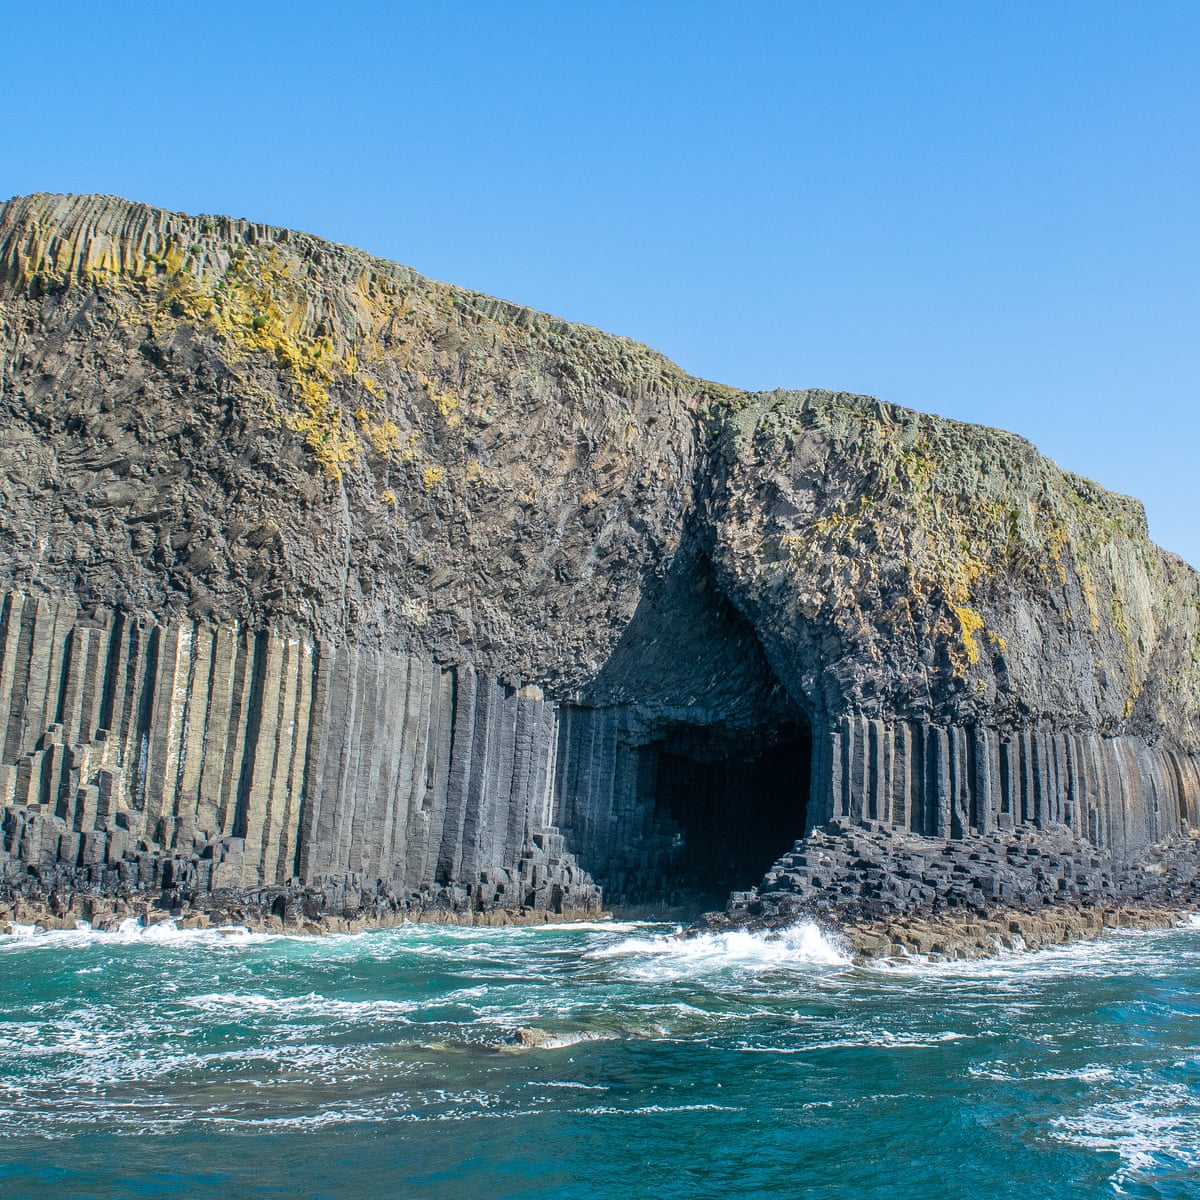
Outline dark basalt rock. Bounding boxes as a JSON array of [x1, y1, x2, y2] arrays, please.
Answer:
[[706, 820, 1200, 937], [0, 192, 1199, 930]]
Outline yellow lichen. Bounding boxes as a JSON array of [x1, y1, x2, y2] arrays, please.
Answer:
[[952, 604, 985, 666], [366, 419, 403, 454], [6, 198, 700, 502], [416, 369, 461, 428], [87, 237, 387, 484], [283, 400, 359, 480], [422, 464, 446, 492]]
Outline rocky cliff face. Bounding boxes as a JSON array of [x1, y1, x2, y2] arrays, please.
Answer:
[[1, 192, 1198, 921]]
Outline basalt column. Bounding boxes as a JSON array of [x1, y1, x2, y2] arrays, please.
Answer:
[[808, 713, 1200, 860], [0, 593, 600, 914]]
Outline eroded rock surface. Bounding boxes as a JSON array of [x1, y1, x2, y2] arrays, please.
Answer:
[[707, 820, 1200, 958]]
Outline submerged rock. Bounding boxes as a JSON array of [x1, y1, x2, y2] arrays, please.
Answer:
[[510, 1028, 609, 1050]]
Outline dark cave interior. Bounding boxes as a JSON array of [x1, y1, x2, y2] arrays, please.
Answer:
[[641, 720, 812, 906], [566, 546, 817, 911]]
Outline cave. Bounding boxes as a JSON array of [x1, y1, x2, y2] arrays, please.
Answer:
[[554, 547, 816, 912], [553, 701, 817, 914], [641, 721, 812, 908]]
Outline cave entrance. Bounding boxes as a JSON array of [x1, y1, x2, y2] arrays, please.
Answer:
[[556, 545, 817, 913], [644, 720, 811, 908]]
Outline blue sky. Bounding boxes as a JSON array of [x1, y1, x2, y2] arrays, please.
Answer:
[[5, 1, 1198, 564]]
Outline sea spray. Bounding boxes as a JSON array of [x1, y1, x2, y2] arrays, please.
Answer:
[[588, 920, 851, 981]]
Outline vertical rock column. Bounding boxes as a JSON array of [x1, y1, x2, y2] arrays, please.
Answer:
[[815, 712, 1200, 860], [291, 649, 582, 902]]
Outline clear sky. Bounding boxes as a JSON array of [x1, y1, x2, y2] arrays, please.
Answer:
[[4, 2, 1198, 564]]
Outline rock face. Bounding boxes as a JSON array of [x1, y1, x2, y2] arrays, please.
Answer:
[[1, 192, 1199, 924]]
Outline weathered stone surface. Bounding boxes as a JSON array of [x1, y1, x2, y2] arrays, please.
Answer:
[[707, 819, 1200, 957], [705, 392, 1200, 746], [1, 192, 1200, 928], [837, 904, 1182, 963]]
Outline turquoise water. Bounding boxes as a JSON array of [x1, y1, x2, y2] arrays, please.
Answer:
[[1, 917, 1199, 1199]]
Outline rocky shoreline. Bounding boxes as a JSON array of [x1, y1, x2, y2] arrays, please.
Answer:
[[6, 820, 1200, 962], [834, 902, 1187, 962], [0, 889, 604, 936], [7, 805, 1200, 959], [700, 819, 1200, 961], [0, 800, 605, 935], [5, 885, 1193, 966]]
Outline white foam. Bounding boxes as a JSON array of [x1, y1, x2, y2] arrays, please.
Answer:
[[860, 925, 1188, 981], [588, 921, 851, 981], [1052, 1080, 1200, 1182], [517, 921, 642, 934], [573, 1103, 744, 1115], [0, 917, 289, 951], [739, 1029, 975, 1052], [970, 1062, 1118, 1083], [183, 990, 418, 1022]]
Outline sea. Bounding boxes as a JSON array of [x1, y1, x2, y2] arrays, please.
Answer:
[[1, 915, 1198, 1199]]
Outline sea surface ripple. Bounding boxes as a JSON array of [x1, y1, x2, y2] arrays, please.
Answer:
[[1, 915, 1198, 1198]]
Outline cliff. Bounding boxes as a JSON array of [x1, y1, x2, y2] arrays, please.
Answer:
[[1, 192, 1199, 923]]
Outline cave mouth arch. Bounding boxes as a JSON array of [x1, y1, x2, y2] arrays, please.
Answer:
[[553, 545, 816, 914], [640, 719, 812, 910]]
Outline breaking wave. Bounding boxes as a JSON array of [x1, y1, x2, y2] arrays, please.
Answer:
[[588, 920, 851, 980]]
